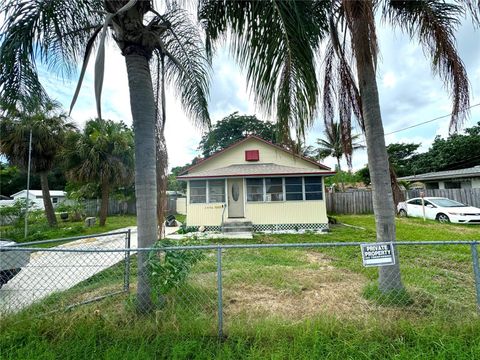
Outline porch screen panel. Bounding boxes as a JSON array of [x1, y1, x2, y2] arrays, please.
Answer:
[[285, 177, 303, 201], [247, 178, 263, 202], [208, 179, 225, 203], [265, 178, 283, 201], [304, 176, 323, 200], [190, 180, 207, 203]]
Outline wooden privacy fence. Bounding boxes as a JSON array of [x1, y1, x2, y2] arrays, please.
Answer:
[[326, 188, 480, 215], [83, 196, 181, 217]]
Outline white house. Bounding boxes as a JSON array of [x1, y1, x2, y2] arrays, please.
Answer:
[[11, 190, 67, 209], [399, 166, 480, 190], [177, 136, 334, 232]]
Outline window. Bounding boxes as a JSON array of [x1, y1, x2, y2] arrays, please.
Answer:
[[247, 178, 264, 202], [304, 177, 323, 200], [190, 180, 207, 203], [265, 178, 283, 201], [285, 177, 303, 201], [208, 180, 225, 203], [52, 197, 58, 204], [444, 181, 461, 189]]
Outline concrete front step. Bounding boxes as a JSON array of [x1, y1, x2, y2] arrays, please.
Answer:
[[222, 219, 253, 233], [223, 226, 252, 233]]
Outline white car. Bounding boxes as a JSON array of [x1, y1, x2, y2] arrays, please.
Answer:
[[397, 197, 480, 224]]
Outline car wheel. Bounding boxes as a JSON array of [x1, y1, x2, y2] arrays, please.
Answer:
[[436, 213, 450, 223], [398, 209, 407, 217]]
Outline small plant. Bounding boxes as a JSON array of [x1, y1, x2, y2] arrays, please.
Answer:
[[0, 199, 31, 226], [147, 237, 205, 307], [176, 224, 198, 234]]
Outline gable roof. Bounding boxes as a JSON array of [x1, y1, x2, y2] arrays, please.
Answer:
[[399, 166, 480, 182], [181, 135, 330, 175]]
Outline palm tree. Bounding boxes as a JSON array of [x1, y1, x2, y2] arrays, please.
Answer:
[[64, 119, 134, 227], [0, 102, 76, 226], [316, 122, 364, 173], [0, 0, 212, 313], [316, 122, 364, 191], [321, 1, 477, 292]]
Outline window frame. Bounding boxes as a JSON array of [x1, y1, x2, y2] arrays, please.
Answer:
[[189, 179, 226, 204], [246, 176, 324, 203], [246, 178, 264, 202]]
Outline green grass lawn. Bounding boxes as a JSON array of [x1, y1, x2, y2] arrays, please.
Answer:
[[1, 215, 480, 359], [0, 215, 137, 244]]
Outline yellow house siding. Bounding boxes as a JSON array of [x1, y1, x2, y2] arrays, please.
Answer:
[[187, 203, 225, 226], [186, 179, 226, 226], [190, 138, 323, 174]]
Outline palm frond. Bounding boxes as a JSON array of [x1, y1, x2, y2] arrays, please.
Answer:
[[153, 7, 211, 129], [384, 0, 470, 132], [198, 0, 329, 141], [0, 0, 103, 111]]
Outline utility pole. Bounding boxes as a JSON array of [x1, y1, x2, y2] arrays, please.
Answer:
[[24, 129, 32, 238]]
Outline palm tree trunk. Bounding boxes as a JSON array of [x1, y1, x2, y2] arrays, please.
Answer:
[[156, 53, 168, 239], [39, 172, 57, 227], [336, 157, 345, 191], [99, 180, 109, 226], [125, 52, 158, 313], [350, 8, 404, 292]]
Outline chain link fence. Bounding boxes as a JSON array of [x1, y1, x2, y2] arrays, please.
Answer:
[[1, 238, 479, 338], [0, 230, 131, 314]]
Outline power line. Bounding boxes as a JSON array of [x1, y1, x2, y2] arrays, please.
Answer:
[[355, 102, 480, 143], [384, 102, 480, 136]]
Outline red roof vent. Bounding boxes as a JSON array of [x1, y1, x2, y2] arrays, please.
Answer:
[[245, 150, 260, 161]]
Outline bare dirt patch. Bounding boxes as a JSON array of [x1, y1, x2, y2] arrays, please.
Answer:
[[223, 248, 374, 322]]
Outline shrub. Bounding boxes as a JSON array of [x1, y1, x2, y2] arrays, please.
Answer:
[[148, 237, 206, 306]]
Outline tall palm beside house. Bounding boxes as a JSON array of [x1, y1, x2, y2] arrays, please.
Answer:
[[63, 119, 134, 227], [0, 0, 211, 313], [1, 0, 327, 311], [321, 0, 477, 291], [0, 102, 76, 226]]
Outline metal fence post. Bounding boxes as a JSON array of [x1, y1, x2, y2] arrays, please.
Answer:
[[471, 243, 480, 313], [124, 230, 131, 292], [217, 246, 223, 338]]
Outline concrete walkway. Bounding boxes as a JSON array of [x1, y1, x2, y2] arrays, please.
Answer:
[[0, 225, 179, 313]]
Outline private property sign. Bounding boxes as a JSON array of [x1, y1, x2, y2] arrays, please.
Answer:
[[360, 242, 396, 267]]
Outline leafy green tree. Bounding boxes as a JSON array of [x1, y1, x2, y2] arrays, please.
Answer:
[[63, 119, 134, 227], [199, 112, 278, 157], [356, 166, 371, 187], [386, 143, 421, 177], [411, 122, 480, 174], [0, 162, 68, 198], [0, 103, 75, 226]]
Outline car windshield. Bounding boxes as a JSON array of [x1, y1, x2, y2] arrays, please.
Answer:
[[430, 198, 466, 207]]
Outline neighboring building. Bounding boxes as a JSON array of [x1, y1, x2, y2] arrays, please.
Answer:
[[10, 190, 67, 209], [177, 136, 334, 232], [399, 166, 480, 190]]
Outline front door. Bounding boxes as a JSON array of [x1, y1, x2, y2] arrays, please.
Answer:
[[228, 178, 244, 218]]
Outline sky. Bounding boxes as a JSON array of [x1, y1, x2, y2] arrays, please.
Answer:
[[37, 13, 480, 172]]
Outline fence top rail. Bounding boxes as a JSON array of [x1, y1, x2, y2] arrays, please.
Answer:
[[3, 239, 479, 253], [4, 230, 131, 248]]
